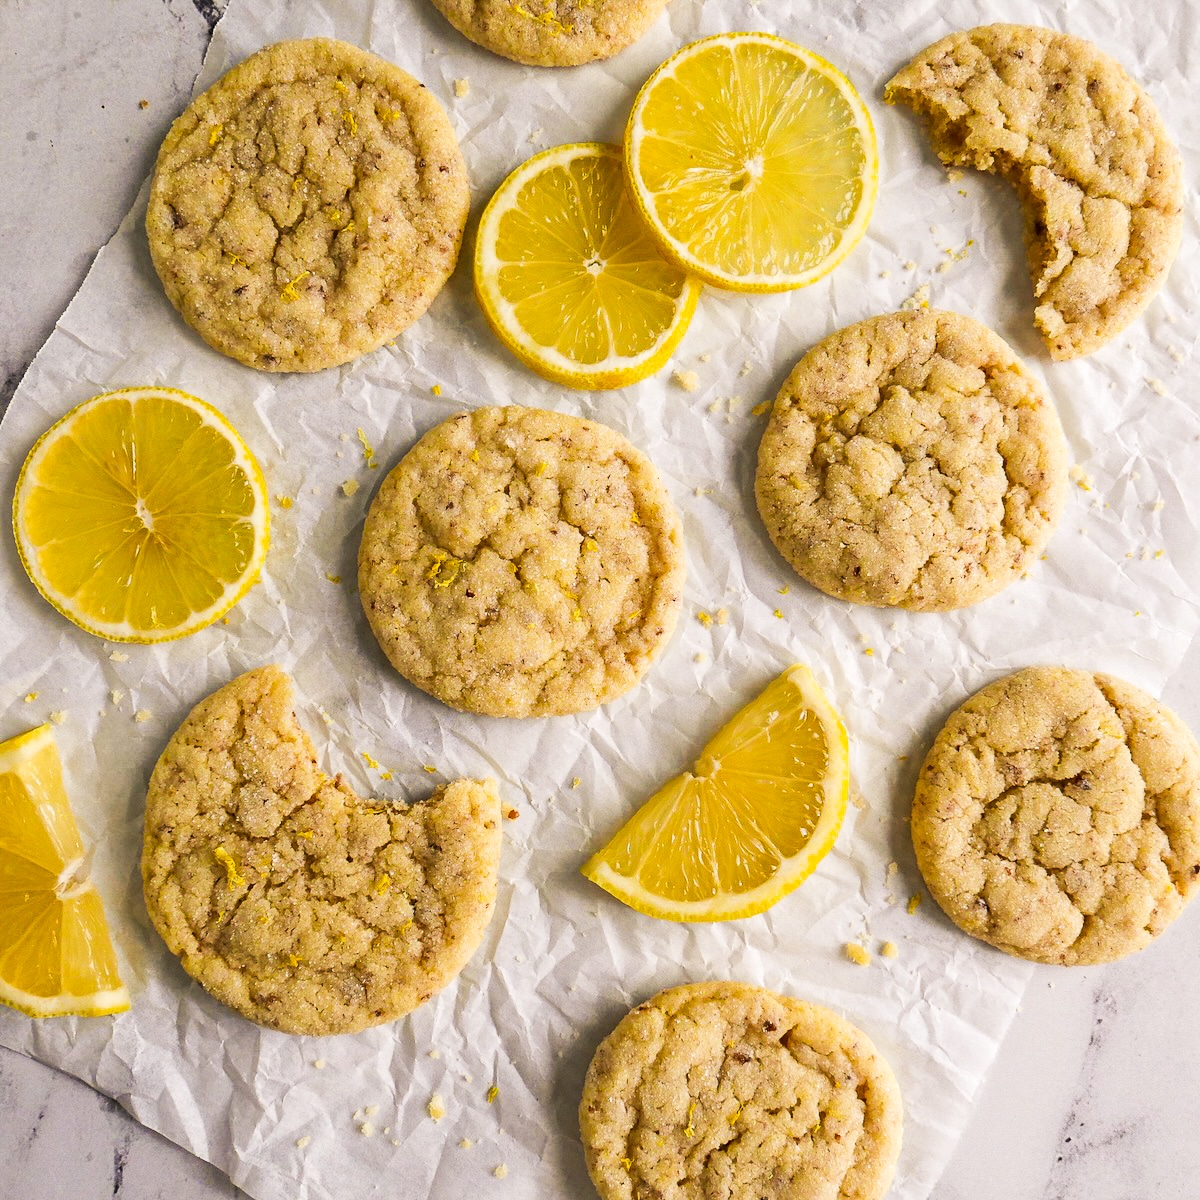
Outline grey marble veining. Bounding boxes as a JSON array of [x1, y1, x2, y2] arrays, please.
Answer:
[[2, 2, 1199, 1198]]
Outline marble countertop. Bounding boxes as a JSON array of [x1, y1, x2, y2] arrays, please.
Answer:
[[2, 2, 1198, 1198]]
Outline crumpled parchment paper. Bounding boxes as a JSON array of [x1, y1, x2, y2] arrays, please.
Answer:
[[2, 0, 1199, 1197]]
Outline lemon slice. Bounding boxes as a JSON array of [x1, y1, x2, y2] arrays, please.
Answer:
[[624, 33, 878, 292], [13, 386, 269, 643], [582, 664, 850, 921], [474, 142, 701, 389], [0, 725, 130, 1017]]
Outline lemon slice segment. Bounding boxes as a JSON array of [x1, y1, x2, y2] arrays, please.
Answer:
[[582, 664, 850, 921], [625, 33, 878, 292], [475, 142, 701, 390], [13, 386, 269, 643], [0, 725, 130, 1018]]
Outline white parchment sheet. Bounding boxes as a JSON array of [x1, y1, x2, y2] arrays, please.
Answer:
[[2, 0, 1199, 1197]]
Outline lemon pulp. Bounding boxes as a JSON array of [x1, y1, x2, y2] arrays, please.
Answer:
[[0, 725, 129, 1018], [13, 386, 269, 642], [475, 142, 700, 389], [582, 664, 850, 921], [625, 33, 878, 291]]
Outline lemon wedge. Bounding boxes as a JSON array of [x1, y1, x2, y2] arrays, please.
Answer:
[[12, 386, 269, 643], [582, 664, 850, 921], [474, 142, 701, 389], [624, 33, 878, 292], [0, 725, 129, 1018]]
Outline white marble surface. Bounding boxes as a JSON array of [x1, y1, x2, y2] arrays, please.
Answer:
[[1, 2, 1199, 1198]]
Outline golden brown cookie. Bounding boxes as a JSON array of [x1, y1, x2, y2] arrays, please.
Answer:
[[426, 0, 672, 67], [580, 981, 903, 1200], [146, 38, 469, 372], [358, 406, 685, 718], [913, 667, 1200, 965], [142, 666, 501, 1035], [755, 310, 1067, 611], [886, 24, 1183, 360]]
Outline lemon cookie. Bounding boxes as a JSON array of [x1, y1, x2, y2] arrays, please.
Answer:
[[142, 666, 501, 1035], [913, 667, 1200, 965], [886, 25, 1183, 360], [580, 981, 903, 1200], [755, 310, 1067, 611], [359, 406, 685, 717], [146, 38, 469, 372], [426, 0, 671, 67]]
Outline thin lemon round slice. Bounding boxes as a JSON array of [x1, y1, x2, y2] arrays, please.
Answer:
[[582, 664, 850, 921], [0, 725, 130, 1018], [624, 33, 878, 292], [13, 386, 269, 643], [474, 142, 701, 390]]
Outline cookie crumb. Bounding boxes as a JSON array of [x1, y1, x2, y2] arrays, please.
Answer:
[[844, 942, 872, 966], [900, 283, 931, 311], [571, 777, 581, 789], [325, 573, 342, 584], [903, 259, 917, 271], [751, 400, 771, 416], [341, 479, 361, 497], [673, 368, 700, 392], [139, 98, 150, 110], [453, 78, 470, 98], [459, 1138, 474, 1149], [109, 651, 129, 663], [295, 1135, 311, 1149], [715, 607, 728, 626], [110, 689, 124, 705], [505, 807, 520, 820], [493, 1165, 508, 1179], [1145, 377, 1169, 397], [693, 652, 706, 664], [133, 709, 152, 723], [907, 893, 922, 915], [427, 1094, 446, 1121], [698, 353, 711, 363], [313, 1059, 326, 1069], [880, 941, 899, 959], [359, 1122, 375, 1137]]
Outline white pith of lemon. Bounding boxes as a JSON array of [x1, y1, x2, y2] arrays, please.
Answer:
[[624, 33, 878, 292], [474, 142, 701, 390], [12, 386, 269, 643], [582, 664, 850, 921]]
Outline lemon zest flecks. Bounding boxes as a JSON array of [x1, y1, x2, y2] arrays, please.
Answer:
[[214, 846, 246, 890], [356, 427, 378, 469], [426, 550, 461, 588], [281, 270, 310, 301]]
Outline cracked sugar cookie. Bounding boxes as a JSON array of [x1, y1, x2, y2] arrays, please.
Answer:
[[755, 309, 1068, 612], [913, 667, 1200, 965], [146, 38, 469, 372], [142, 666, 500, 1035], [886, 24, 1183, 360], [358, 406, 685, 718], [426, 0, 672, 67], [580, 982, 903, 1200]]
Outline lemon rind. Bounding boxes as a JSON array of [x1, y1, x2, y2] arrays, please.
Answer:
[[624, 32, 879, 294], [474, 142, 701, 390], [12, 386, 270, 644], [0, 977, 131, 1019]]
